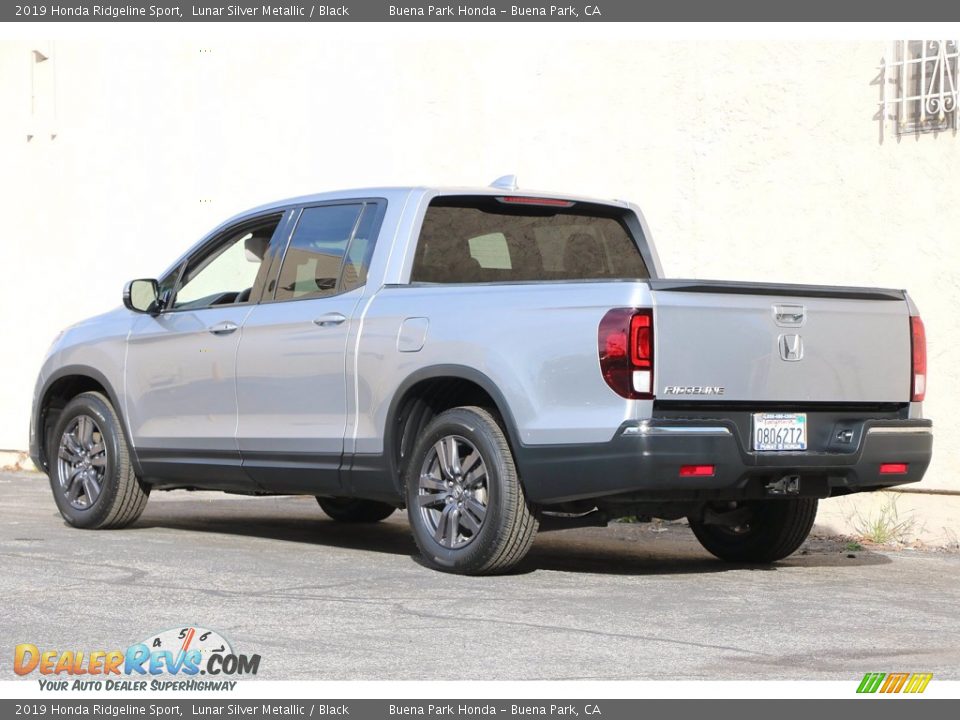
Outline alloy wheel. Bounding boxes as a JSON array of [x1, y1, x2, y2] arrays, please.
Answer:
[[57, 415, 107, 510], [417, 435, 489, 549]]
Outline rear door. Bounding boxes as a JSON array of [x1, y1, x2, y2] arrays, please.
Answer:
[[235, 200, 384, 493]]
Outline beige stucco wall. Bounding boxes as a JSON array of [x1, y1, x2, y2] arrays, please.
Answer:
[[0, 38, 957, 503]]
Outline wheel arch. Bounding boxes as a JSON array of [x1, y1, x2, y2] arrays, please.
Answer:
[[34, 365, 141, 475], [383, 364, 526, 497]]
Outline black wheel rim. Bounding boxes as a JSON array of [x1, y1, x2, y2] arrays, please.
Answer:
[[57, 415, 107, 510], [417, 435, 489, 549]]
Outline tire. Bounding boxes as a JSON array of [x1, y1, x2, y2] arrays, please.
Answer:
[[404, 406, 538, 575], [316, 497, 395, 523], [689, 498, 818, 563], [48, 391, 150, 529]]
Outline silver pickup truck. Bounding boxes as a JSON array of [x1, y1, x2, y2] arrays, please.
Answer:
[[30, 179, 933, 574]]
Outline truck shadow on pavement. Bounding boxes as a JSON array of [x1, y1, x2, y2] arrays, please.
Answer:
[[519, 531, 893, 575], [134, 504, 892, 576]]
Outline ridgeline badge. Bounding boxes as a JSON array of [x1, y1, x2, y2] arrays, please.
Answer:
[[662, 385, 725, 396]]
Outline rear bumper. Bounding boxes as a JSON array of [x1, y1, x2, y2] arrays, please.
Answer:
[[517, 418, 933, 504]]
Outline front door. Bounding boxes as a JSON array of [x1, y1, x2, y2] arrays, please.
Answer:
[[125, 212, 288, 488]]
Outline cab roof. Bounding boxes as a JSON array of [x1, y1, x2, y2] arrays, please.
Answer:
[[224, 180, 631, 229]]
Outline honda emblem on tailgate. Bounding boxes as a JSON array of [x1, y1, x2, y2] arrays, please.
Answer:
[[779, 334, 804, 362]]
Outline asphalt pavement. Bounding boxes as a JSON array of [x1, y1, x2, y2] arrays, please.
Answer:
[[2, 470, 959, 681]]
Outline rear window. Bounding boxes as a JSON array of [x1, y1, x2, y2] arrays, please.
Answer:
[[411, 196, 649, 284]]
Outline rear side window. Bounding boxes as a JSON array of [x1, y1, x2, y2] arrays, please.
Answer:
[[274, 202, 380, 301], [411, 196, 649, 284]]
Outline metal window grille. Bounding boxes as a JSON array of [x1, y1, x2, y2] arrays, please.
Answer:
[[882, 40, 958, 135]]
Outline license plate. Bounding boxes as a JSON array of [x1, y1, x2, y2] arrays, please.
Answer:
[[752, 412, 807, 451]]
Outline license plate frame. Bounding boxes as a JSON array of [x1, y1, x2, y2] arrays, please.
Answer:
[[752, 412, 807, 451]]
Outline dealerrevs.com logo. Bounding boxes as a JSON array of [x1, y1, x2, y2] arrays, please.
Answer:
[[14, 626, 261, 691]]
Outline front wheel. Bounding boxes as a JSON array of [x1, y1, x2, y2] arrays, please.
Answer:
[[405, 406, 538, 575], [689, 498, 818, 563], [49, 391, 150, 529]]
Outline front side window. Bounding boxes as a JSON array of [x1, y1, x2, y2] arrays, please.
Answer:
[[411, 196, 649, 284], [274, 202, 379, 301], [173, 215, 282, 310]]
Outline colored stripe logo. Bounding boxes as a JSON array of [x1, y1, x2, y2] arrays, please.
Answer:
[[857, 672, 933, 694]]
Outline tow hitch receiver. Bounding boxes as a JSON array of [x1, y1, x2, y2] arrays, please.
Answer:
[[766, 475, 801, 496]]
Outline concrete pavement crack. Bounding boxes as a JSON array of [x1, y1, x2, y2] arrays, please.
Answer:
[[0, 551, 148, 584], [394, 603, 769, 656]]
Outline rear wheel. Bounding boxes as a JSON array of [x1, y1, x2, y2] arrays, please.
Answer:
[[689, 498, 817, 563], [316, 497, 395, 523], [49, 392, 150, 529], [405, 406, 538, 575]]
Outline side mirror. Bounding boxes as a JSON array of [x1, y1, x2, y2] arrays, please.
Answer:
[[123, 279, 159, 314]]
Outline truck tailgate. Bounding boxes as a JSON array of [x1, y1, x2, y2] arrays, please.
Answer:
[[649, 280, 912, 403]]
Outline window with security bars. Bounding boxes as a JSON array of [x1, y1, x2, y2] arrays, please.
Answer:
[[883, 40, 959, 135]]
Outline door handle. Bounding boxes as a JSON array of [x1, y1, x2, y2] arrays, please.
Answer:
[[208, 321, 239, 335], [313, 312, 347, 327]]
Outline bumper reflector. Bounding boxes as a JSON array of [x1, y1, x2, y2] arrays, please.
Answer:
[[679, 464, 715, 477], [880, 463, 909, 475]]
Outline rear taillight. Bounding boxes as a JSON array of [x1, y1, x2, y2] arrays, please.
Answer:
[[598, 308, 654, 399], [910, 315, 926, 402]]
